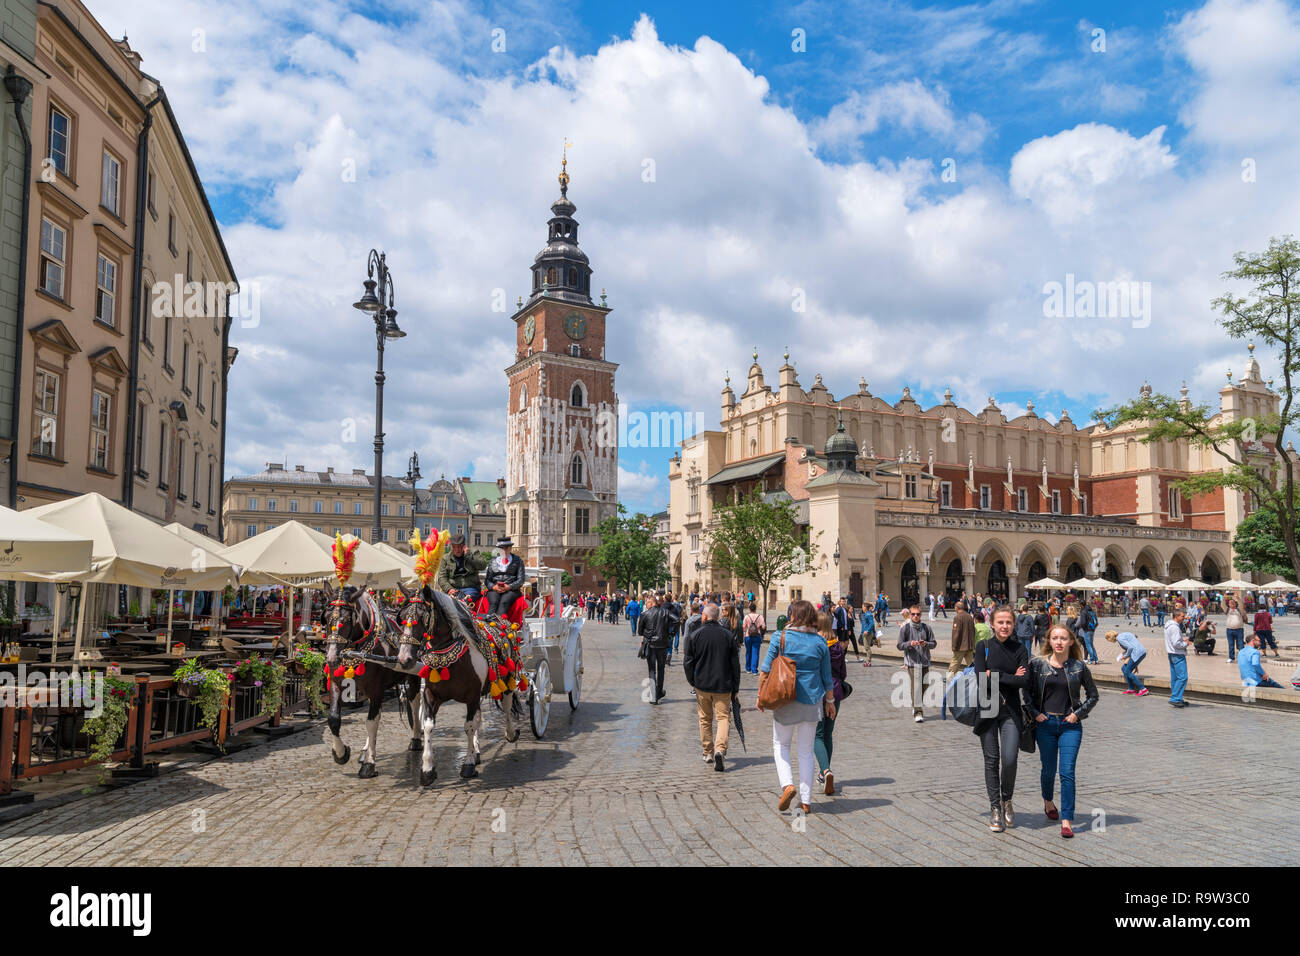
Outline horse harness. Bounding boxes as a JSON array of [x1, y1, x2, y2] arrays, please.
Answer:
[[401, 594, 526, 698]]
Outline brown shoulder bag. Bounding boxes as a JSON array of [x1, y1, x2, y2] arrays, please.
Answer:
[[758, 631, 798, 710]]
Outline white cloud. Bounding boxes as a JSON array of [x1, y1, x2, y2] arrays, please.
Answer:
[[813, 80, 990, 153]]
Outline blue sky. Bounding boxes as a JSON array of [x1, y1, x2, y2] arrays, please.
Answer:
[[93, 0, 1300, 514]]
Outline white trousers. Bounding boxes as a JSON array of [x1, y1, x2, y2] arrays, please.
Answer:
[[772, 718, 818, 805]]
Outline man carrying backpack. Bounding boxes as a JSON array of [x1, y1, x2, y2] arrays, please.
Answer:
[[1076, 601, 1100, 664], [1014, 605, 1037, 647]]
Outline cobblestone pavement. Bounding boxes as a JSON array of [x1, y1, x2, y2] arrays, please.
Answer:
[[1, 621, 1296, 866]]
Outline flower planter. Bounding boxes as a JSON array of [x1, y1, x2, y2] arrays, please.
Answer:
[[288, 660, 306, 675], [176, 681, 198, 699]]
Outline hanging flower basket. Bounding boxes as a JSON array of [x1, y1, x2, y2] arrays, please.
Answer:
[[176, 681, 198, 699]]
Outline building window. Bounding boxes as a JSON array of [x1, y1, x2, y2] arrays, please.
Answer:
[[939, 481, 952, 508], [398, 504, 406, 517], [31, 368, 60, 457], [571, 383, 584, 407], [135, 401, 146, 471], [192, 451, 199, 505], [248, 497, 257, 511], [177, 440, 186, 497], [314, 500, 323, 514], [207, 464, 213, 509], [354, 502, 362, 515], [1051, 490, 1062, 514], [522, 508, 529, 535], [473, 533, 481, 546], [570, 454, 584, 486], [101, 151, 122, 216], [90, 390, 111, 469], [163, 315, 173, 372], [1169, 487, 1182, 520], [48, 105, 70, 175], [333, 501, 342, 514], [210, 380, 217, 419], [185, 249, 192, 284], [267, 498, 277, 512], [1081, 494, 1088, 515], [519, 385, 527, 411], [289, 499, 299, 513], [904, 474, 918, 499], [39, 219, 66, 299], [95, 254, 117, 327], [182, 342, 190, 393], [1016, 488, 1028, 512], [573, 564, 583, 577], [574, 507, 590, 535], [147, 168, 157, 217], [158, 422, 168, 486], [247, 524, 258, 537], [979, 484, 991, 510], [690, 533, 699, 552], [381, 503, 389, 516], [352, 527, 362, 540], [167, 210, 177, 255], [689, 484, 699, 513], [196, 361, 205, 410]]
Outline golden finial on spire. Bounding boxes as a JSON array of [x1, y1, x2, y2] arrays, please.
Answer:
[[559, 139, 572, 197]]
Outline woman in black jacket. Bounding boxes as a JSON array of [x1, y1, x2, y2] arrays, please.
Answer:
[[973, 606, 1030, 833], [1033, 604, 1051, 651], [1024, 624, 1099, 838]]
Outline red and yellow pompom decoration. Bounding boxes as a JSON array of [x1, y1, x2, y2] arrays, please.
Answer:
[[332, 532, 360, 585], [409, 528, 450, 585]]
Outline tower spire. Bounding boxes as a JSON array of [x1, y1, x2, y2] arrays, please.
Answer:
[[559, 139, 571, 197]]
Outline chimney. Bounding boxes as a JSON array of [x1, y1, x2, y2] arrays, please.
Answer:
[[461, 476, 472, 483], [497, 478, 506, 489], [267, 462, 284, 471], [294, 465, 305, 472], [326, 467, 334, 473], [353, 468, 366, 476]]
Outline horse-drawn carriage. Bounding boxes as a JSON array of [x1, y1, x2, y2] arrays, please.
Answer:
[[515, 566, 583, 738]]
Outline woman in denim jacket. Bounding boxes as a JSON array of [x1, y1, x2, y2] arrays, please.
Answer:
[[1024, 623, 1099, 838], [759, 599, 833, 814]]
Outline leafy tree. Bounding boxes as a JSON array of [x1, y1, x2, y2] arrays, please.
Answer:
[[1231, 506, 1295, 576], [591, 505, 668, 593], [705, 489, 818, 621], [1094, 237, 1300, 582]]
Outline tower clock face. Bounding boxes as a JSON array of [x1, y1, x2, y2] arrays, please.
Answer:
[[563, 311, 587, 340], [523, 315, 536, 343]]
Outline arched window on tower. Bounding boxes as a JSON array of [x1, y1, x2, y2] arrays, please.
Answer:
[[571, 453, 584, 486], [568, 268, 577, 287], [546, 267, 556, 286], [571, 382, 585, 407], [519, 385, 527, 411]]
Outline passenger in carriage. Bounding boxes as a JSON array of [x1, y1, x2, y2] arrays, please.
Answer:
[[485, 536, 525, 617], [435, 532, 487, 605]]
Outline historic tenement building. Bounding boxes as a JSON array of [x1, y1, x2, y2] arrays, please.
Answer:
[[503, 156, 617, 587], [669, 344, 1282, 608], [12, 0, 236, 533]]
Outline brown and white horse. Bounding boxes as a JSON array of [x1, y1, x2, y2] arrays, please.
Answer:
[[322, 582, 421, 777], [396, 584, 522, 785]]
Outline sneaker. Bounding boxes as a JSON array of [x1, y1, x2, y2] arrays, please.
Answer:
[[714, 752, 725, 773], [1136, 688, 1149, 697], [914, 714, 924, 723], [989, 808, 1005, 833], [815, 769, 825, 786], [702, 752, 713, 762], [1122, 689, 1136, 695]]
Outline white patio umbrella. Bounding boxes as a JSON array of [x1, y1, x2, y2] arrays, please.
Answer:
[[222, 522, 405, 643], [1025, 577, 1067, 590], [1215, 578, 1257, 590], [1065, 577, 1106, 590], [1116, 578, 1150, 590], [1259, 578, 1300, 590], [165, 523, 238, 644], [1166, 578, 1208, 591], [0, 505, 93, 575], [19, 493, 237, 660]]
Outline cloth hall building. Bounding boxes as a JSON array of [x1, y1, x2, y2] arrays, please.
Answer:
[[667, 345, 1280, 609]]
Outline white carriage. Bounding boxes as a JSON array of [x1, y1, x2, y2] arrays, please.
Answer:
[[515, 566, 583, 738]]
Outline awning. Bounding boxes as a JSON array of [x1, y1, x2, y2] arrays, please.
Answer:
[[704, 452, 785, 486]]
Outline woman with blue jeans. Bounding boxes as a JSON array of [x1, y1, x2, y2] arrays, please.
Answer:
[[1025, 624, 1099, 838], [759, 599, 834, 814], [813, 611, 847, 796], [1224, 598, 1245, 662], [1104, 628, 1148, 695]]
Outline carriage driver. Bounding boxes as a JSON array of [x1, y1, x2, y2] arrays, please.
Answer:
[[435, 532, 487, 605], [484, 536, 525, 617]]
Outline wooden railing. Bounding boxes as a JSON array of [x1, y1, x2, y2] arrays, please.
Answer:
[[2, 668, 323, 796]]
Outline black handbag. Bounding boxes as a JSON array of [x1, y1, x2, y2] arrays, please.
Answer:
[[839, 680, 853, 700], [1019, 706, 1037, 753], [637, 638, 649, 660]]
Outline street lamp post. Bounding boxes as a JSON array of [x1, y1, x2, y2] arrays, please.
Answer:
[[405, 451, 421, 541], [352, 250, 405, 544]]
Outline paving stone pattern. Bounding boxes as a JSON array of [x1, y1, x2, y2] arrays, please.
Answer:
[[1, 621, 1296, 866]]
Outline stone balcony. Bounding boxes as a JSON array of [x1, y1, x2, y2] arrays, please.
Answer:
[[878, 508, 1230, 543]]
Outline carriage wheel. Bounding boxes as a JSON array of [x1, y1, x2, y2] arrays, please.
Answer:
[[529, 657, 551, 739], [568, 634, 582, 711]]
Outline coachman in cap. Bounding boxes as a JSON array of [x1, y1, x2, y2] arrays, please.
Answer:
[[484, 536, 525, 617], [435, 532, 487, 605]]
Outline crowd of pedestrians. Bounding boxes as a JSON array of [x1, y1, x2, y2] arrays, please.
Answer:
[[603, 581, 1293, 829]]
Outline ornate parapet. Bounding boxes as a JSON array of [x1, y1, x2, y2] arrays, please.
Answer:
[[877, 509, 1230, 543]]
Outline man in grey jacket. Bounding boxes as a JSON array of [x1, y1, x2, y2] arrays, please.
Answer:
[[897, 603, 937, 722]]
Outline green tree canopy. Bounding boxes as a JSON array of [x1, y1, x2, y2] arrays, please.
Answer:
[[1094, 236, 1300, 582], [590, 505, 668, 592], [705, 490, 817, 620], [1231, 506, 1295, 576]]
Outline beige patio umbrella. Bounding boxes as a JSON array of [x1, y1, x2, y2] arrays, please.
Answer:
[[165, 522, 237, 643], [1026, 577, 1067, 589], [1166, 578, 1208, 591], [0, 504, 93, 575], [1215, 578, 1257, 590], [222, 522, 405, 642], [20, 493, 238, 660], [1259, 578, 1300, 590], [1065, 577, 1106, 590]]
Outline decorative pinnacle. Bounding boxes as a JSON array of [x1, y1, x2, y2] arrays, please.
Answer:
[[943, 387, 953, 402], [1227, 368, 1233, 382], [752, 346, 759, 362], [516, 296, 523, 310], [1248, 342, 1255, 355], [559, 140, 571, 197], [783, 345, 789, 362], [600, 288, 607, 306], [836, 405, 845, 432]]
